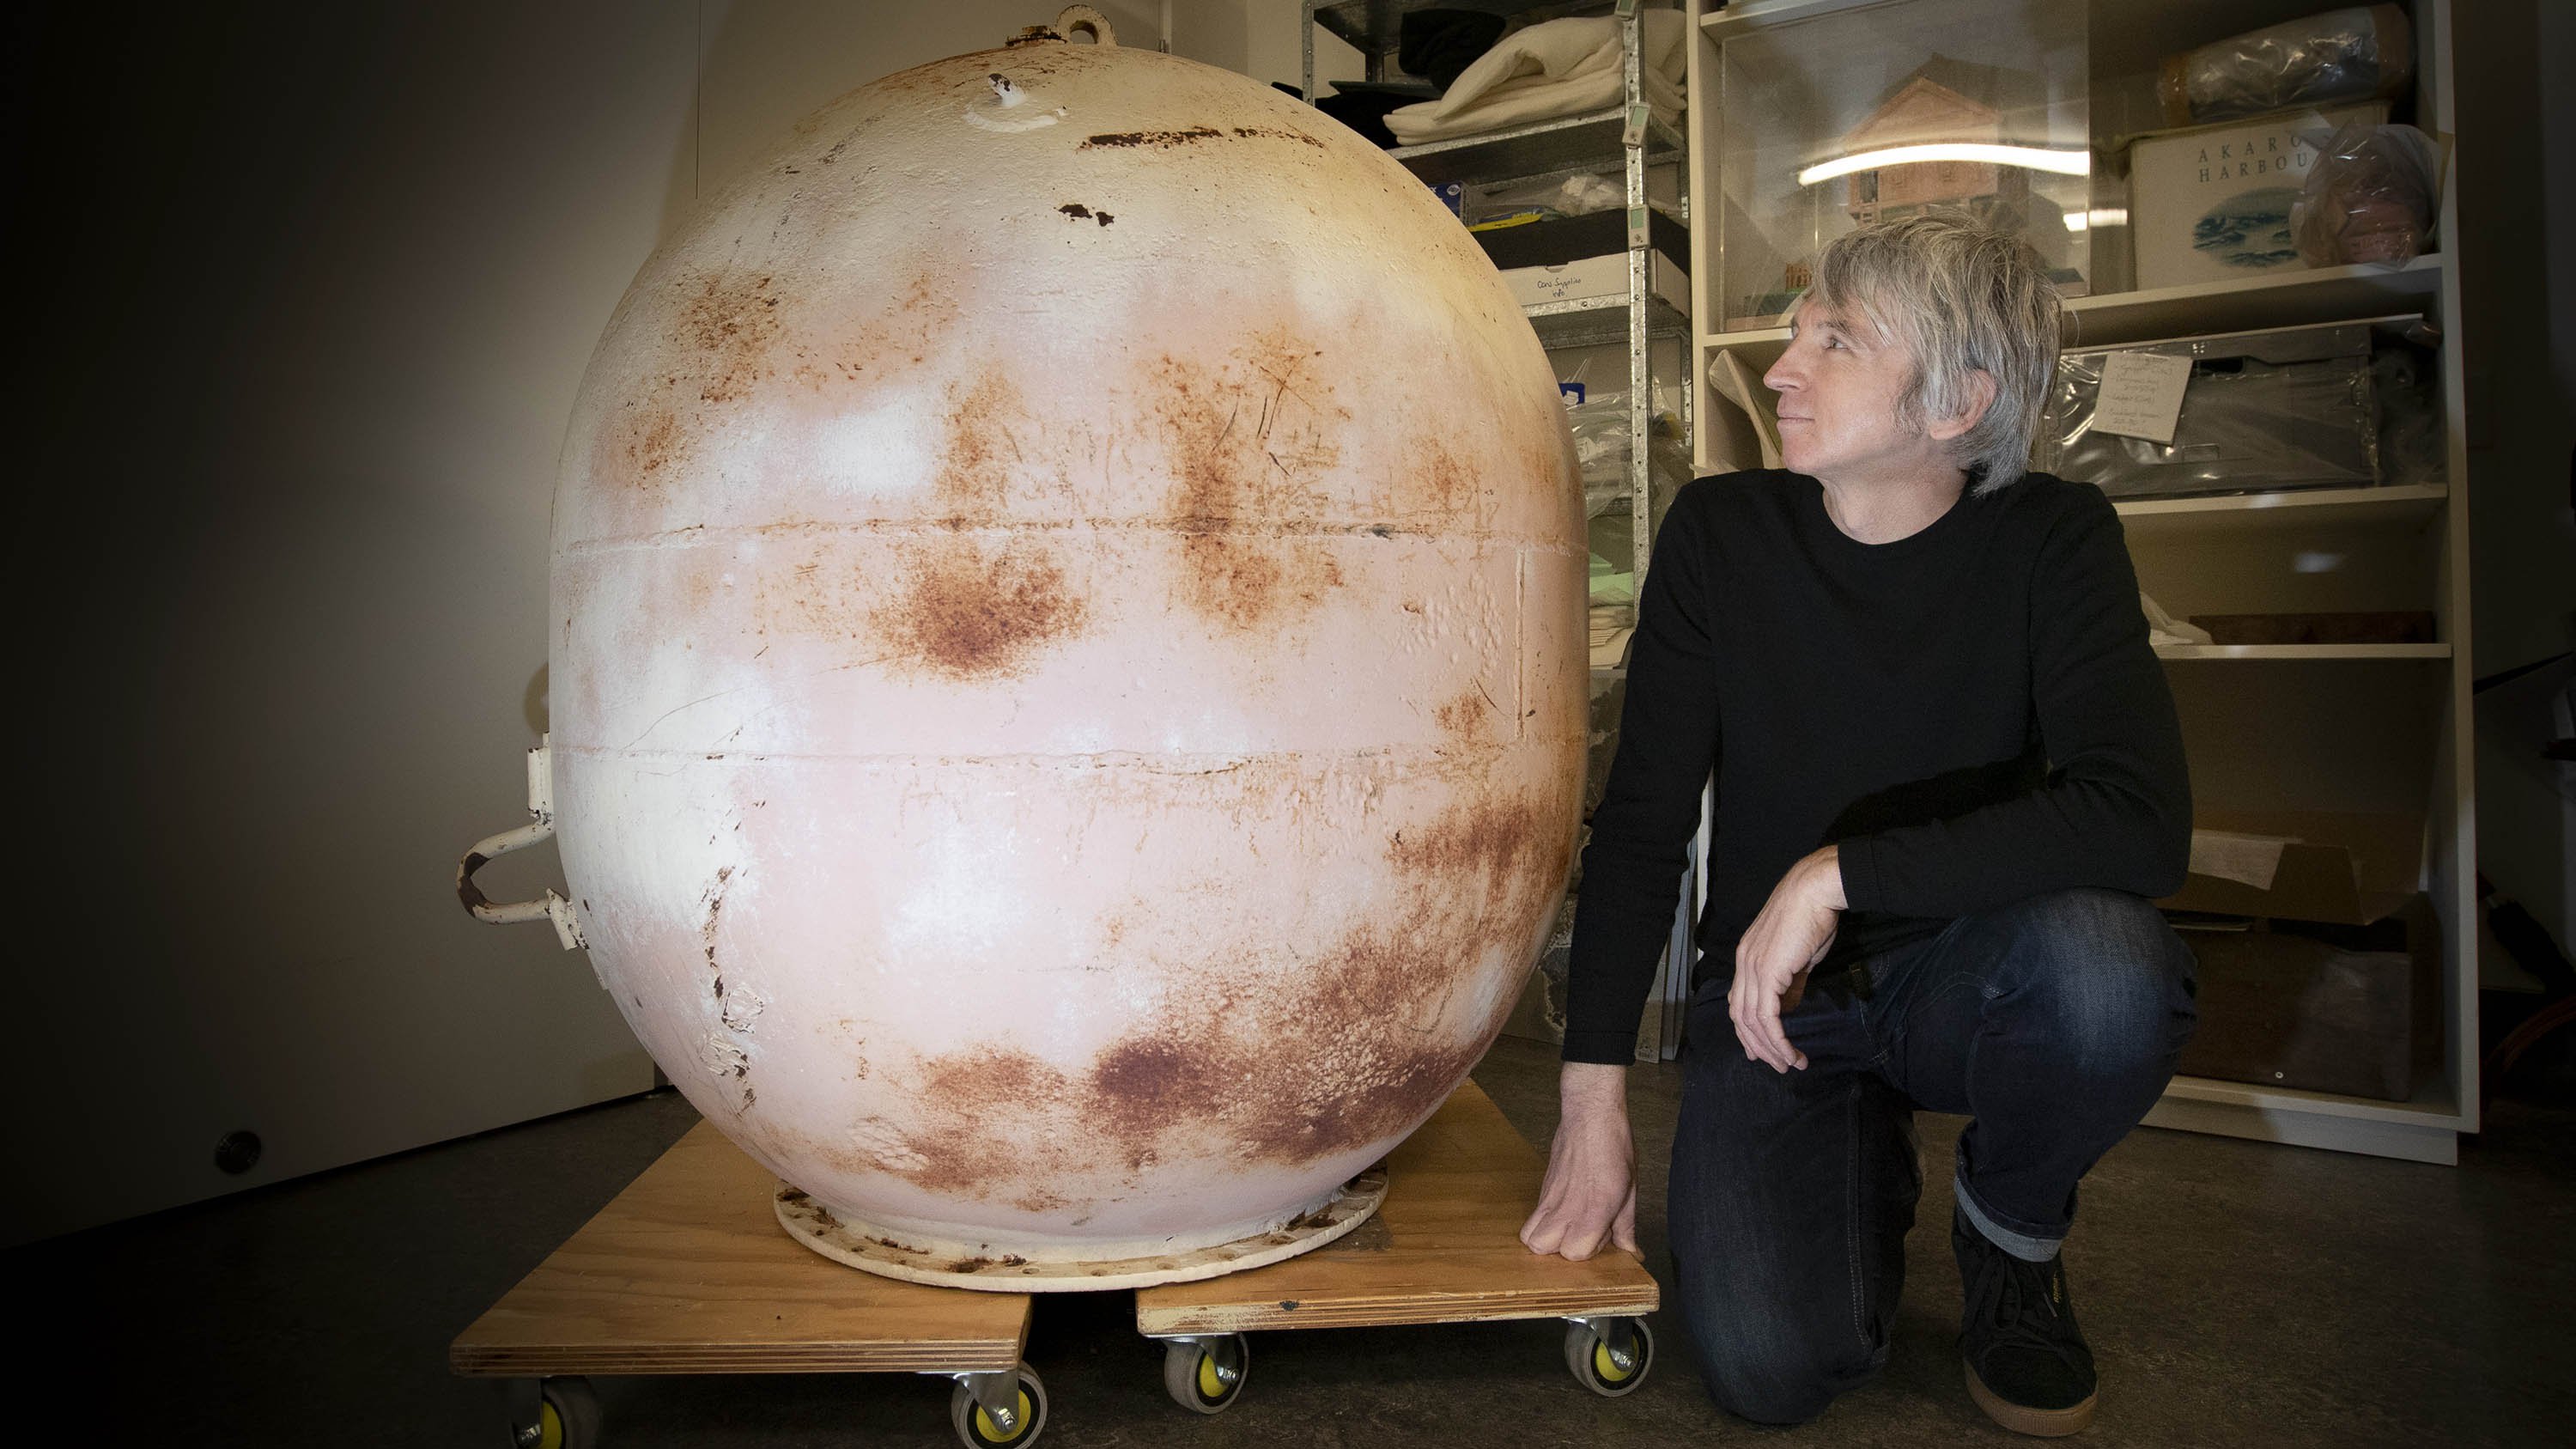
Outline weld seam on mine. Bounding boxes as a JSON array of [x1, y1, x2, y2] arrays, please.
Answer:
[[556, 521, 1585, 555]]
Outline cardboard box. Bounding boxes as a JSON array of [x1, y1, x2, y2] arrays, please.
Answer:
[[2172, 896, 2438, 1101], [2126, 102, 2388, 290], [2163, 809, 2438, 1102], [2161, 807, 2426, 925], [1503, 251, 1691, 314]]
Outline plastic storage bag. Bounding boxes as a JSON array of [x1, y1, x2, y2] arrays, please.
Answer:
[[2292, 122, 2440, 266], [2158, 3, 2414, 126], [1564, 384, 1692, 520], [1465, 171, 1625, 228], [2372, 335, 2443, 489], [2043, 321, 2380, 499]]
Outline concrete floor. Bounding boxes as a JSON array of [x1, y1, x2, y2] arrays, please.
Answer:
[[16, 1035, 2574, 1448]]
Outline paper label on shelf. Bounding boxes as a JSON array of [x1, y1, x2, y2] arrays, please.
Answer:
[[2187, 829, 2298, 892], [2092, 351, 2192, 445]]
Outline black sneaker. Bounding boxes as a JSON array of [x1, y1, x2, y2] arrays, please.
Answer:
[[1953, 1207, 2098, 1436]]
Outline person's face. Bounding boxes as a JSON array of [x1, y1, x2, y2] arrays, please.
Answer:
[[1762, 298, 1957, 485]]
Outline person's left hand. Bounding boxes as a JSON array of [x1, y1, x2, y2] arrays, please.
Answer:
[[1730, 846, 1847, 1073]]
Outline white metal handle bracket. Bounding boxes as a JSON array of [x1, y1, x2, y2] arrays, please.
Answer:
[[455, 734, 586, 951]]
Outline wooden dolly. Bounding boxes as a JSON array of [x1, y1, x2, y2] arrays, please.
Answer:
[[1136, 1078, 1660, 1415], [453, 1080, 1659, 1446], [450, 1122, 1043, 1448]]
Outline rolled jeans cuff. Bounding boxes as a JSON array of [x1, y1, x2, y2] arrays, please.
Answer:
[[1955, 1172, 2063, 1263]]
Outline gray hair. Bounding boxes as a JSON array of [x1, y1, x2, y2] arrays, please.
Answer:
[[1803, 212, 2062, 493]]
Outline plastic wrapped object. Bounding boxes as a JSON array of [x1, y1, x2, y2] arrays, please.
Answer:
[[2158, 4, 2414, 126], [1465, 171, 1625, 228], [2292, 122, 2440, 266], [1563, 384, 1691, 519], [2372, 334, 2444, 488], [2043, 321, 2380, 500]]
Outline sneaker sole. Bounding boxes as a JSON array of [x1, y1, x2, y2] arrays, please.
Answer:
[[1964, 1359, 2096, 1437]]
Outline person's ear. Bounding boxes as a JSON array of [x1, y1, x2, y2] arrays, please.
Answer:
[[1925, 369, 1996, 442]]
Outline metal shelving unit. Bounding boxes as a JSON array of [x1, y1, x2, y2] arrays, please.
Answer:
[[1304, 0, 1699, 1061], [1383, 104, 1687, 184], [1304, 1, 1615, 99]]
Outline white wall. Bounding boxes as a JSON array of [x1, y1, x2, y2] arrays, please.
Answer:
[[4, 0, 1294, 1244]]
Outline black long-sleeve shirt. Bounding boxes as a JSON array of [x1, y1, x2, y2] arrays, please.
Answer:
[[1561, 469, 2192, 1065]]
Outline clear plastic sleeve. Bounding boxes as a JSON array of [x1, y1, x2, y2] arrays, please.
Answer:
[[2043, 323, 2380, 499], [2157, 3, 2414, 126], [2291, 122, 2440, 267]]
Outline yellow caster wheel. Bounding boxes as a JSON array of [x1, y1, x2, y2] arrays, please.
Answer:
[[513, 1377, 599, 1449], [1161, 1334, 1249, 1414], [950, 1364, 1047, 1448], [1564, 1317, 1654, 1397]]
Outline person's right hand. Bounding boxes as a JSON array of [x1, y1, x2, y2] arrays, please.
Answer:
[[1519, 1062, 1637, 1261]]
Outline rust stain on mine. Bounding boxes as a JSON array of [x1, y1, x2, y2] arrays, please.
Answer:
[[682, 272, 783, 405], [1411, 435, 1488, 521], [1433, 688, 1496, 745], [633, 409, 680, 478], [1151, 334, 1350, 632], [932, 374, 1029, 526], [801, 272, 958, 392], [855, 768, 1580, 1203], [1228, 125, 1326, 149], [874, 536, 1089, 679], [1081, 127, 1223, 149]]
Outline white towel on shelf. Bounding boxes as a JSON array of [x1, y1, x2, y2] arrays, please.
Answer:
[[2140, 592, 2214, 648], [1384, 11, 1689, 147]]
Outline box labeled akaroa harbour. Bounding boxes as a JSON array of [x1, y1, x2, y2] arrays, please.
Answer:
[[2127, 102, 2387, 290]]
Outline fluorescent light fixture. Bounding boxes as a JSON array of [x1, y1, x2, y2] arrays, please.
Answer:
[[2062, 206, 2129, 233], [1796, 143, 2093, 186]]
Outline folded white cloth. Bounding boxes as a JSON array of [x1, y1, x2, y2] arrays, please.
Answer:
[[1385, 11, 1688, 146], [2140, 591, 2214, 648]]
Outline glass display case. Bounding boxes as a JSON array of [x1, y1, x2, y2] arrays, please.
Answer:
[[1712, 0, 2091, 329]]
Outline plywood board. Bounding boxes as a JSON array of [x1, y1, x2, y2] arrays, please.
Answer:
[[1133, 1080, 1660, 1335], [451, 1122, 1030, 1376]]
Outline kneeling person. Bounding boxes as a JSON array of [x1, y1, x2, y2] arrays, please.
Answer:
[[1519, 214, 2198, 1437]]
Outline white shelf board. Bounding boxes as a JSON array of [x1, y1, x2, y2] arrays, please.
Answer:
[[1698, 0, 1888, 39], [2147, 1073, 2464, 1163], [2062, 255, 2446, 351], [1699, 256, 2447, 374], [2154, 643, 2450, 661], [2113, 484, 2449, 541], [2160, 1072, 2460, 1127], [1527, 292, 1692, 350], [1388, 107, 1687, 187]]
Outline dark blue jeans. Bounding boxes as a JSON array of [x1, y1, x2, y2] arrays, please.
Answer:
[[1668, 888, 2197, 1426]]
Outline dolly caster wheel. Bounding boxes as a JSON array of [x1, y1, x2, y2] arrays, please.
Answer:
[[1161, 1333, 1250, 1414], [511, 1377, 599, 1449], [951, 1364, 1047, 1448], [1564, 1316, 1653, 1397]]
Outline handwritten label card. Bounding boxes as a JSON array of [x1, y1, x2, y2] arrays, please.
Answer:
[[2092, 351, 2193, 445]]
